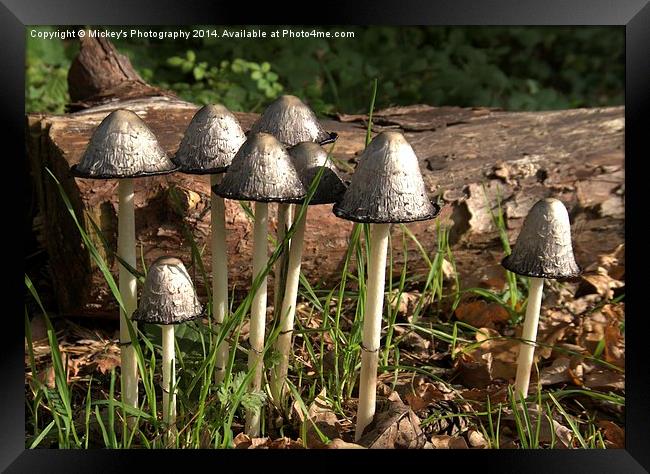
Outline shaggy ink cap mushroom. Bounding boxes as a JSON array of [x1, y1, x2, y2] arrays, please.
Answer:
[[71, 109, 178, 179], [249, 95, 337, 147], [132, 256, 204, 325], [501, 198, 581, 279], [213, 132, 307, 203], [333, 131, 440, 223], [173, 104, 246, 174], [289, 142, 347, 205]]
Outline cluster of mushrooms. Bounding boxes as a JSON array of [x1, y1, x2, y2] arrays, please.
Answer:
[[71, 94, 580, 443]]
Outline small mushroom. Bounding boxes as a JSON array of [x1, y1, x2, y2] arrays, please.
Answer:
[[270, 142, 347, 402], [213, 132, 306, 436], [333, 132, 439, 440], [501, 198, 580, 398], [173, 104, 246, 384], [132, 256, 203, 433], [71, 109, 177, 422], [249, 95, 337, 147]]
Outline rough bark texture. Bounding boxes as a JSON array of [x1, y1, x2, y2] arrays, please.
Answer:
[[27, 98, 624, 319], [67, 36, 174, 110]]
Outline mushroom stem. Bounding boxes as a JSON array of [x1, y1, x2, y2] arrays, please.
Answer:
[[161, 324, 177, 430], [245, 201, 269, 436], [210, 174, 229, 384], [270, 206, 307, 402], [355, 223, 390, 441], [514, 277, 545, 398], [117, 178, 138, 425], [273, 203, 292, 317]]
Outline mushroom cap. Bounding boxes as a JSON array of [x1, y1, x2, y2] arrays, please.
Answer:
[[249, 95, 336, 147], [72, 109, 178, 179], [502, 198, 581, 279], [289, 142, 347, 205], [213, 133, 307, 203], [173, 104, 246, 174], [333, 132, 440, 223], [132, 256, 204, 325]]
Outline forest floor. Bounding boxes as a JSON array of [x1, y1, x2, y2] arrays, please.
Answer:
[[24, 228, 625, 449]]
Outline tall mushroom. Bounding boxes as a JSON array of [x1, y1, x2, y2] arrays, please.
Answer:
[[333, 131, 440, 441], [213, 132, 306, 436], [501, 198, 580, 398], [132, 256, 204, 433], [270, 142, 347, 402], [71, 109, 177, 422], [249, 95, 338, 317], [172, 104, 246, 384]]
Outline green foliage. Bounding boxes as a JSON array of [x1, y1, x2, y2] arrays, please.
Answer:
[[26, 26, 623, 115], [161, 51, 283, 111], [26, 27, 76, 114], [217, 371, 266, 414]]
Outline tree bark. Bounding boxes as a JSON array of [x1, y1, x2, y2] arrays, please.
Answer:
[[66, 35, 174, 110], [26, 97, 624, 319]]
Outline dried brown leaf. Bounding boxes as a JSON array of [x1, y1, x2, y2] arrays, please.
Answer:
[[455, 301, 510, 329], [430, 435, 469, 449], [583, 368, 624, 391], [93, 353, 121, 375], [233, 434, 272, 449], [357, 392, 427, 449], [262, 437, 304, 449], [467, 429, 488, 448], [324, 438, 365, 449], [598, 420, 625, 449], [404, 382, 454, 411], [304, 388, 342, 447]]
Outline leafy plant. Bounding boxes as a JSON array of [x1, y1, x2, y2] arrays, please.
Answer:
[[163, 50, 283, 111], [26, 27, 75, 113]]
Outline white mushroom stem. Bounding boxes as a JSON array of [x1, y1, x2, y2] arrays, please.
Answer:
[[117, 178, 138, 425], [161, 324, 177, 429], [273, 203, 292, 314], [355, 223, 390, 441], [210, 175, 229, 384], [514, 277, 545, 398], [270, 206, 307, 402], [245, 201, 269, 436]]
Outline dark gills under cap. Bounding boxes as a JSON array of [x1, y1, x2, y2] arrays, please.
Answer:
[[71, 109, 178, 179], [173, 104, 246, 175], [132, 256, 204, 325], [249, 95, 337, 147], [502, 198, 581, 279], [333, 131, 439, 224], [289, 142, 347, 205], [213, 132, 307, 203]]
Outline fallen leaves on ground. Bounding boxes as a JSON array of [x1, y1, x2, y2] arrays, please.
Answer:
[[598, 420, 625, 449], [454, 327, 519, 388], [501, 405, 574, 448], [233, 433, 304, 449], [324, 438, 365, 449], [301, 388, 343, 448], [430, 435, 469, 449], [25, 319, 122, 384], [454, 300, 510, 329], [357, 392, 427, 449]]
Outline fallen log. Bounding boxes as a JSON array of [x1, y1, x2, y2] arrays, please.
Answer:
[[25, 35, 624, 319], [26, 98, 624, 319]]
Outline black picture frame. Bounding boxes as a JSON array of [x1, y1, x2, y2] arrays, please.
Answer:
[[5, 0, 648, 471]]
